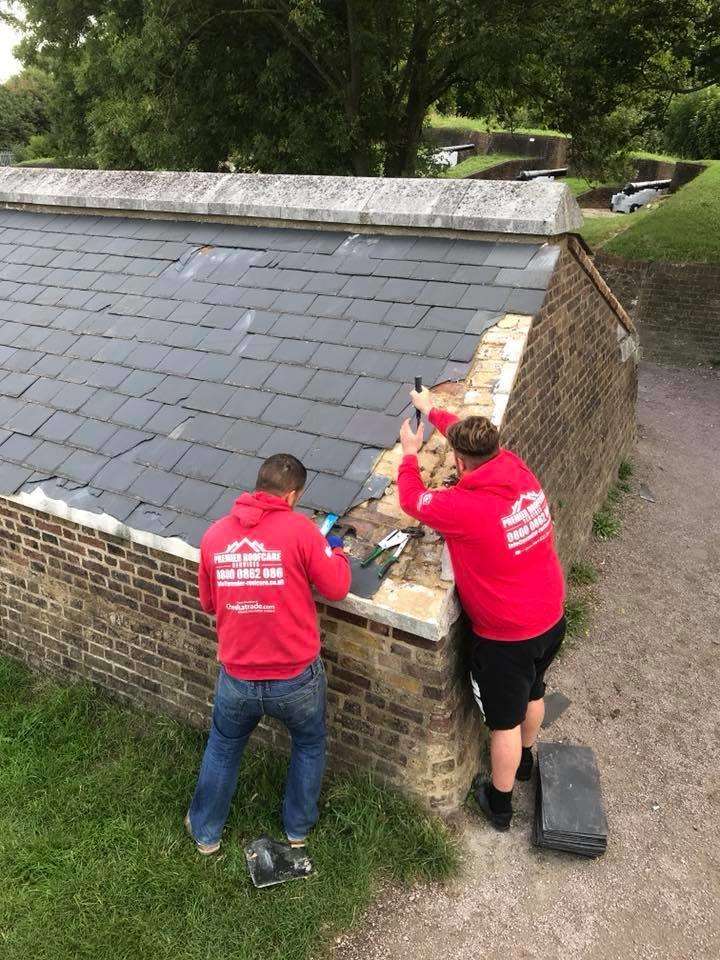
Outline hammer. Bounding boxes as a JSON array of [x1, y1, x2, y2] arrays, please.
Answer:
[[414, 376, 422, 430]]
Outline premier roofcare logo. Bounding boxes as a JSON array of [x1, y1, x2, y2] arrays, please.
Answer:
[[501, 491, 552, 554], [213, 538, 285, 588]]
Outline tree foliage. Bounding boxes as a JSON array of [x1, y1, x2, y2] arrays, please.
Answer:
[[0, 66, 52, 150], [665, 87, 720, 159], [6, 0, 719, 175]]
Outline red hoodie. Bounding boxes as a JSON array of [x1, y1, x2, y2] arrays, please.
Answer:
[[198, 491, 351, 679], [397, 409, 565, 641]]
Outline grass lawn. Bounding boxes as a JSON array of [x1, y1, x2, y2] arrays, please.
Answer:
[[602, 160, 720, 262], [440, 152, 520, 178], [428, 111, 568, 139], [0, 658, 458, 960], [579, 211, 646, 248]]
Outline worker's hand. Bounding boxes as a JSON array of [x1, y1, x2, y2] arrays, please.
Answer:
[[400, 418, 424, 456], [409, 385, 433, 416]]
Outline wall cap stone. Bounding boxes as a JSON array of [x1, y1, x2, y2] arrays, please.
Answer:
[[0, 166, 583, 236]]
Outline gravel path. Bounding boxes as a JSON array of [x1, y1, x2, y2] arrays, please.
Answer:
[[332, 363, 720, 960]]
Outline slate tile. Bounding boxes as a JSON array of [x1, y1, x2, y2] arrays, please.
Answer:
[[83, 360, 130, 390], [308, 295, 354, 319], [0, 432, 41, 463], [12, 327, 51, 350], [58, 449, 108, 484], [27, 357, 65, 383], [220, 420, 274, 455], [451, 264, 500, 285], [457, 285, 513, 311], [346, 347, 397, 378], [346, 322, 391, 348], [237, 334, 282, 361], [302, 371, 356, 403], [174, 445, 229, 482], [67, 335, 110, 360], [344, 377, 400, 411], [443, 239, 495, 265], [176, 280, 217, 303], [365, 236, 417, 260], [447, 333, 479, 362], [261, 395, 312, 428], [6, 402, 54, 435], [113, 397, 161, 429], [271, 339, 316, 365], [440, 360, 471, 383], [125, 343, 172, 371], [167, 301, 212, 325], [80, 389, 126, 422], [93, 491, 138, 523], [212, 452, 263, 489], [144, 406, 192, 437], [125, 503, 177, 535], [131, 436, 191, 470], [93, 456, 155, 494], [411, 261, 458, 282], [272, 291, 316, 314], [391, 355, 447, 385], [483, 242, 539, 268], [220, 388, 272, 421], [185, 381, 237, 414], [270, 313, 315, 340], [420, 305, 478, 333], [345, 446, 382, 483], [377, 278, 426, 304], [202, 305, 240, 330], [339, 275, 386, 299], [118, 370, 165, 398], [416, 281, 469, 308], [4, 348, 42, 372], [227, 358, 275, 388], [384, 327, 436, 356], [128, 467, 182, 506], [382, 303, 428, 328], [465, 310, 500, 336], [370, 258, 417, 279], [51, 382, 97, 412], [505, 288, 547, 314], [300, 232, 348, 255], [0, 462, 32, 493], [258, 429, 314, 460], [170, 477, 225, 516], [26, 440, 74, 473], [197, 329, 247, 356], [165, 324, 207, 349], [42, 331, 80, 355], [146, 376, 193, 405], [307, 343, 357, 372], [302, 273, 347, 296], [102, 428, 151, 457], [36, 411, 85, 443], [264, 364, 314, 396], [180, 413, 234, 445], [343, 299, 390, 324], [155, 348, 200, 376], [304, 401, 356, 438], [341, 410, 399, 447], [308, 317, 354, 345], [192, 354, 243, 384], [302, 473, 362, 514], [70, 419, 118, 452], [495, 266, 554, 289], [303, 436, 361, 474]]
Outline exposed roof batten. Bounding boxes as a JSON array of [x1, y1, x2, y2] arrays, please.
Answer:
[[0, 168, 583, 237]]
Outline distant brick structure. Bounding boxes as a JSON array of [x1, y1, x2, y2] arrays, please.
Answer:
[[595, 253, 720, 367]]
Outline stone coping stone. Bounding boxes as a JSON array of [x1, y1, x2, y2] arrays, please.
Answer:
[[0, 167, 583, 237]]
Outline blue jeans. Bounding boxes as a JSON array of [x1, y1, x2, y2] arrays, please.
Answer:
[[188, 658, 327, 844]]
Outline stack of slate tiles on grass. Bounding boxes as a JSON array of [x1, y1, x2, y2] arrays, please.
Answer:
[[534, 741, 608, 858], [0, 209, 559, 544]]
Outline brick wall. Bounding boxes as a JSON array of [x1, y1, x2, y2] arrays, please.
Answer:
[[595, 253, 720, 367], [0, 499, 480, 810], [502, 241, 638, 565]]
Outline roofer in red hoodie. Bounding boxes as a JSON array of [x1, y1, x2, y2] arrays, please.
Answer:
[[398, 388, 566, 832], [185, 454, 351, 855]]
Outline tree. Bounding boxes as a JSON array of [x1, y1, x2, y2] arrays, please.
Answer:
[[7, 0, 719, 175], [0, 67, 52, 149]]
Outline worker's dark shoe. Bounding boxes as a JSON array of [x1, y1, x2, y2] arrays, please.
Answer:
[[516, 746, 534, 782], [471, 777, 512, 832], [184, 813, 221, 855]]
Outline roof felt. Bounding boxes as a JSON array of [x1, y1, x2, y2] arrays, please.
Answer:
[[0, 208, 558, 545]]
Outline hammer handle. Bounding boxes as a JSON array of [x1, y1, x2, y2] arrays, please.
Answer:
[[414, 376, 422, 429]]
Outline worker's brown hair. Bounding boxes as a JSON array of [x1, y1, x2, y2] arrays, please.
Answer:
[[255, 454, 307, 495], [446, 416, 500, 462]]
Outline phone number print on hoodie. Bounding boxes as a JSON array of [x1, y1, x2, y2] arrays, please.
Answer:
[[214, 537, 285, 588]]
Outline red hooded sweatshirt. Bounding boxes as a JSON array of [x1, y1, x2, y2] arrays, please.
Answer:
[[397, 409, 565, 641], [198, 491, 351, 679]]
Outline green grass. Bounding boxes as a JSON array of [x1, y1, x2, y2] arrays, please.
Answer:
[[568, 562, 598, 587], [564, 597, 590, 639], [428, 111, 569, 139], [592, 507, 621, 540], [602, 160, 720, 262], [15, 157, 59, 167], [439, 152, 520, 178], [0, 659, 458, 960], [578, 211, 636, 247]]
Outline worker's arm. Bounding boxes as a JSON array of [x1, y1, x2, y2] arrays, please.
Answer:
[[409, 385, 459, 437], [397, 417, 463, 536], [197, 545, 216, 614], [303, 522, 352, 601]]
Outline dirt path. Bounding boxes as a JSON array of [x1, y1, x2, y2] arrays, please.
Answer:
[[333, 363, 720, 960]]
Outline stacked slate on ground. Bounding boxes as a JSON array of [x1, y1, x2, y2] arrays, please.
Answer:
[[534, 741, 608, 858], [0, 208, 558, 543]]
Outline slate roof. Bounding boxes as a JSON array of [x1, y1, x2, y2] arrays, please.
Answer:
[[0, 207, 559, 546]]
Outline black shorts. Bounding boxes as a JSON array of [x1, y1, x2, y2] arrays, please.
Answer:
[[470, 617, 566, 731]]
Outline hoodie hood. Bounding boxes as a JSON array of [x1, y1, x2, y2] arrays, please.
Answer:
[[231, 490, 291, 528], [458, 449, 536, 503]]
